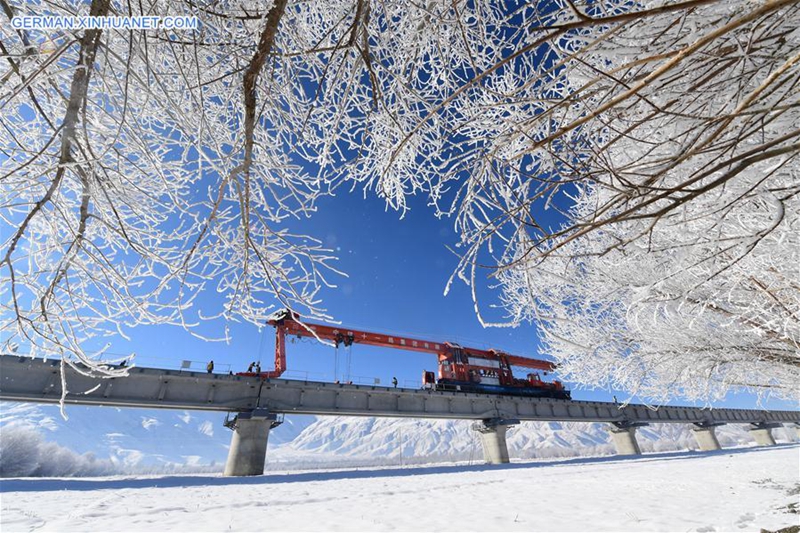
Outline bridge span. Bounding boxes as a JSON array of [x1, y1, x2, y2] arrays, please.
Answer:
[[1, 354, 798, 476]]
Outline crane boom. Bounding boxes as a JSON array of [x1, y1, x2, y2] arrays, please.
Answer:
[[257, 309, 556, 378]]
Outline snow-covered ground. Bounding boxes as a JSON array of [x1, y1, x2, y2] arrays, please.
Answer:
[[1, 445, 798, 532]]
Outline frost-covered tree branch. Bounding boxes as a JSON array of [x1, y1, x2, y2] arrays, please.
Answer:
[[481, 0, 800, 402], [0, 0, 344, 378], [1, 0, 797, 403]]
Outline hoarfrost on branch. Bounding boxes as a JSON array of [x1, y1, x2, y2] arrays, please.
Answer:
[[1, 0, 797, 401]]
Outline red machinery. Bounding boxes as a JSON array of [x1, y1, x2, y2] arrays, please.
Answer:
[[239, 309, 570, 400]]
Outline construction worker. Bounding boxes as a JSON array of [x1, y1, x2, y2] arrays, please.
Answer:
[[206, 360, 214, 374], [392, 376, 398, 388], [255, 361, 261, 373], [247, 362, 255, 372]]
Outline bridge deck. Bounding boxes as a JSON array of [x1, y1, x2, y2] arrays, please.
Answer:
[[1, 355, 797, 425]]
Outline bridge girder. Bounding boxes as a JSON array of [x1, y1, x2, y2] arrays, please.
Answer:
[[1, 355, 798, 426]]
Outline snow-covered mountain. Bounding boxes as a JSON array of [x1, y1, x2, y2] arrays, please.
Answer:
[[268, 416, 775, 465], [1, 401, 796, 474]]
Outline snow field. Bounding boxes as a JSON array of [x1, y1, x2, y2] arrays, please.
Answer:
[[1, 444, 798, 532]]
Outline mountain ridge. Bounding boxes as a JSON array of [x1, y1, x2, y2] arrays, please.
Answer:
[[2, 402, 796, 473]]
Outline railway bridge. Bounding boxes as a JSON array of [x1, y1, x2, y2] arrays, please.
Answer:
[[1, 354, 798, 476]]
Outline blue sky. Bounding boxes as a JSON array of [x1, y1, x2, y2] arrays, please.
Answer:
[[108, 186, 795, 412], [113, 189, 542, 385]]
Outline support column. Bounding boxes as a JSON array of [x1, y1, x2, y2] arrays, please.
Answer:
[[223, 409, 282, 476], [691, 422, 724, 451], [748, 422, 779, 447], [608, 422, 646, 455], [471, 418, 518, 464], [776, 424, 799, 443]]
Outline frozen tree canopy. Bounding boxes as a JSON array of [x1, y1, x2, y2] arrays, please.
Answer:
[[1, 0, 797, 401], [489, 0, 800, 402]]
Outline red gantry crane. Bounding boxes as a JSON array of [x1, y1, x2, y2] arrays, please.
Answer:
[[240, 309, 570, 400]]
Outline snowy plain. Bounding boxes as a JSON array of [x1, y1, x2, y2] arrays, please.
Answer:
[[2, 444, 798, 532]]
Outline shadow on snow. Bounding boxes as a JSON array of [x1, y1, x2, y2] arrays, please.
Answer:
[[1, 443, 797, 493]]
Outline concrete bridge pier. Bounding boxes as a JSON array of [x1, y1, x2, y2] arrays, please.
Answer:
[[608, 422, 647, 455], [471, 418, 519, 464], [691, 422, 724, 451], [748, 422, 780, 447], [223, 409, 282, 476], [794, 424, 800, 441]]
